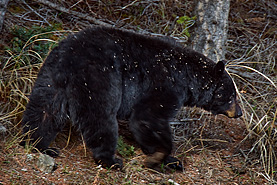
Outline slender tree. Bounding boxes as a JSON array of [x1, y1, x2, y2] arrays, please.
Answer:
[[190, 0, 230, 62], [0, 0, 9, 32]]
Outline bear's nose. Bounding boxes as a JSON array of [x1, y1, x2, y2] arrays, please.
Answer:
[[225, 102, 242, 118], [234, 104, 242, 118]]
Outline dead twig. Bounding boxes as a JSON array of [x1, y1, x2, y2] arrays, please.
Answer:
[[35, 0, 112, 27], [21, 0, 51, 26]]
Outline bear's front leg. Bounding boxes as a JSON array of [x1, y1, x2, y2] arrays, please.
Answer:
[[129, 90, 183, 171]]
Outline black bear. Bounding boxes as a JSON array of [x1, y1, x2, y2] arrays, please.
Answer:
[[21, 26, 242, 170]]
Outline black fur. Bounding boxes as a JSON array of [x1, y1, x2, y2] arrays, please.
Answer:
[[21, 26, 242, 170]]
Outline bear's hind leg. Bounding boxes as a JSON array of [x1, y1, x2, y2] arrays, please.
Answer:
[[63, 66, 124, 169], [68, 87, 123, 169], [75, 113, 122, 169], [21, 90, 67, 157]]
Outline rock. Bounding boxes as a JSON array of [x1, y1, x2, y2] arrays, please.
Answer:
[[36, 153, 57, 173], [0, 123, 7, 134]]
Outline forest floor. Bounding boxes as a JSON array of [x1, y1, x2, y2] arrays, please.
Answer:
[[0, 114, 267, 184]]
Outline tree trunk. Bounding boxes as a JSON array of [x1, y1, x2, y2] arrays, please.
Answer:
[[0, 0, 9, 32], [0, 0, 9, 135], [190, 0, 230, 62]]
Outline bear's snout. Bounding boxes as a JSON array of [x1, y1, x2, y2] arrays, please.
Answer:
[[225, 101, 242, 118]]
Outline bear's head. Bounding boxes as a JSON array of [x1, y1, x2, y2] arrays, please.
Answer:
[[204, 61, 242, 118]]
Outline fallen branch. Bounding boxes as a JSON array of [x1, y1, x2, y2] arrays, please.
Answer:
[[35, 0, 112, 27], [21, 0, 51, 26]]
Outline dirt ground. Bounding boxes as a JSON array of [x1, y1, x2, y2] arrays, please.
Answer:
[[0, 113, 267, 184]]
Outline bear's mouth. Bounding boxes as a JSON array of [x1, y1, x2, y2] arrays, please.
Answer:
[[223, 102, 242, 118]]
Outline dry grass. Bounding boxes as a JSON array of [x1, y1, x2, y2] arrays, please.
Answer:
[[0, 0, 276, 184], [226, 2, 277, 180]]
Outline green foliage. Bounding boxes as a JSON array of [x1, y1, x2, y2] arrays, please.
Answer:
[[117, 136, 135, 158], [0, 24, 65, 128], [176, 15, 197, 37], [62, 165, 70, 174], [7, 24, 63, 65]]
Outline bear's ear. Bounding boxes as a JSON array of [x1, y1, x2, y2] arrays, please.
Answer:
[[219, 60, 228, 65], [213, 60, 225, 78]]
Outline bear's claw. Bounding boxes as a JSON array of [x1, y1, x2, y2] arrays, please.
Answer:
[[164, 156, 183, 171]]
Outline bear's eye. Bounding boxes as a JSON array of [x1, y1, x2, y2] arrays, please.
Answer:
[[216, 94, 222, 98], [228, 94, 235, 104]]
